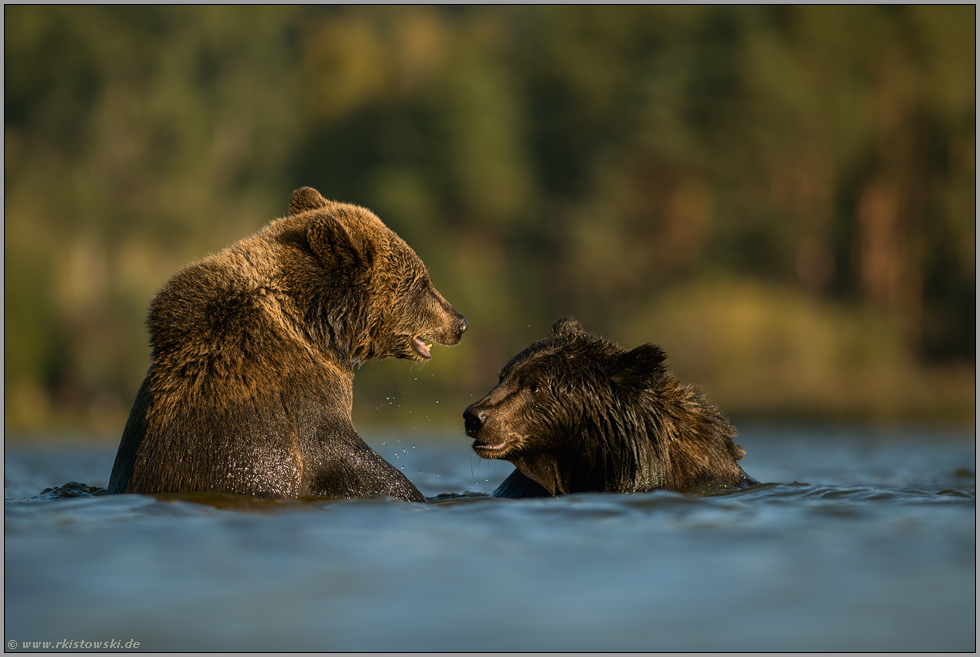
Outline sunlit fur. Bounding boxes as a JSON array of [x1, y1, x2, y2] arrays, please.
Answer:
[[465, 317, 755, 497], [109, 187, 466, 500]]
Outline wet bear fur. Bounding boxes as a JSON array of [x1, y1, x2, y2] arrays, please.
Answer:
[[463, 317, 756, 498], [108, 187, 467, 501]]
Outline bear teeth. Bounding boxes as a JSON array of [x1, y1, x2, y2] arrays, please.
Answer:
[[413, 336, 432, 359]]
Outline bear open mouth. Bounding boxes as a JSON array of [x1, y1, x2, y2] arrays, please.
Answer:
[[412, 336, 433, 359]]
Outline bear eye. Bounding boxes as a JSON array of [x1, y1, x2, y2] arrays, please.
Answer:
[[529, 382, 540, 395]]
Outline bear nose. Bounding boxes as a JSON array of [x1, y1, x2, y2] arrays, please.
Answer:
[[458, 316, 468, 334], [462, 404, 485, 435]]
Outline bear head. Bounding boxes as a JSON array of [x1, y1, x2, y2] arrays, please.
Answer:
[[463, 317, 746, 495], [282, 186, 467, 364]]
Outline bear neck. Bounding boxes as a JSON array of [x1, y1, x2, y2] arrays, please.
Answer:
[[510, 405, 665, 495], [572, 402, 666, 493], [285, 269, 377, 371], [541, 375, 743, 494], [263, 216, 380, 371], [640, 375, 745, 489]]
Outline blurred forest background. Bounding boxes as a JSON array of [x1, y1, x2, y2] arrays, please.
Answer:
[[4, 5, 975, 439]]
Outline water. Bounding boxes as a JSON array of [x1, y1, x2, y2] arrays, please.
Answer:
[[4, 425, 975, 652]]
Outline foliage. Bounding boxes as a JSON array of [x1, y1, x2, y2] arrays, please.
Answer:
[[4, 6, 974, 434]]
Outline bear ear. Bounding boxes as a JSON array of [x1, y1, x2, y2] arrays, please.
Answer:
[[306, 208, 378, 272], [289, 187, 330, 215], [611, 343, 666, 386], [549, 317, 587, 339]]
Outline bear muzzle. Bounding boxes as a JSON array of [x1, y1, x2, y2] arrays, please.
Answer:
[[411, 315, 467, 359], [463, 403, 518, 458], [412, 311, 467, 360], [433, 310, 468, 346]]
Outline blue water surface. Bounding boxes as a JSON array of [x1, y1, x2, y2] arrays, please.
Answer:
[[4, 425, 976, 652]]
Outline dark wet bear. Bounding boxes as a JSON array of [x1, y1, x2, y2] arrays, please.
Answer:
[[463, 317, 755, 497], [108, 187, 467, 501]]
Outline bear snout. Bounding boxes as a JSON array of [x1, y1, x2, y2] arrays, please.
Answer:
[[425, 286, 467, 346], [433, 308, 467, 345], [463, 402, 513, 458]]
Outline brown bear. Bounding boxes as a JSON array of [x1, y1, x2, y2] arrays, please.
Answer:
[[108, 187, 467, 502], [463, 317, 756, 497]]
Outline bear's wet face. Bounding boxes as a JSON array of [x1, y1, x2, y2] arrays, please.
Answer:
[[464, 317, 755, 497], [464, 346, 591, 460]]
